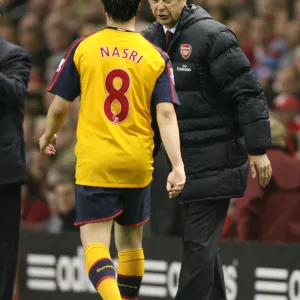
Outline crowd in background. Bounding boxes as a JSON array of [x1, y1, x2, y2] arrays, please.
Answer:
[[1, 0, 300, 242]]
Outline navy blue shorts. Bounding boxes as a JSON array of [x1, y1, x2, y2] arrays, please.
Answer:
[[74, 184, 150, 227]]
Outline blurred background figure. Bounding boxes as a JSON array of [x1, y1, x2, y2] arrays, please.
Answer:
[[221, 198, 237, 240], [226, 12, 254, 64], [236, 116, 300, 243], [0, 18, 16, 42], [43, 166, 77, 233], [271, 94, 300, 156]]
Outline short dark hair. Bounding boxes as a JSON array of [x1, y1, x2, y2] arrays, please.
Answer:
[[101, 0, 141, 23]]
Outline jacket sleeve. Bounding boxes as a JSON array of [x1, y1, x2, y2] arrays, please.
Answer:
[[208, 29, 271, 155], [0, 47, 31, 108]]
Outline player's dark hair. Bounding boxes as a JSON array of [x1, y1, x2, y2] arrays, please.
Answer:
[[101, 0, 141, 23]]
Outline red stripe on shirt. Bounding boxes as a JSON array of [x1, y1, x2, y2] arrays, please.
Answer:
[[48, 37, 86, 91], [167, 62, 176, 104]]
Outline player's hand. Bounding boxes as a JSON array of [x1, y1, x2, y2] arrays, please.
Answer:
[[39, 134, 57, 156], [166, 165, 186, 199], [249, 154, 272, 187]]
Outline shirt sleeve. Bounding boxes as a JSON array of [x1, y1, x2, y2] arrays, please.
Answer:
[[48, 38, 84, 101], [152, 53, 180, 106]]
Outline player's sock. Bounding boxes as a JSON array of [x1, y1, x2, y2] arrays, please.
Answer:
[[85, 243, 121, 300], [117, 248, 145, 300]]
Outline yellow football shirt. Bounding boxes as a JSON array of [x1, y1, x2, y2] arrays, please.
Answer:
[[48, 27, 179, 188]]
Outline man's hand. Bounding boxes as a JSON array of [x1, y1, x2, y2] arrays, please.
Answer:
[[249, 154, 272, 187], [39, 134, 57, 156], [166, 165, 186, 199]]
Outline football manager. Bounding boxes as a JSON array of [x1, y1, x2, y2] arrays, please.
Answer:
[[144, 1, 272, 299]]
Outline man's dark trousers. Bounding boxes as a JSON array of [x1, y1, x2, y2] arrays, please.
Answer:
[[0, 185, 21, 300], [176, 199, 230, 300]]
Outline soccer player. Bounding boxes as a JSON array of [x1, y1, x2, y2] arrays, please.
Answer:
[[39, 0, 185, 299]]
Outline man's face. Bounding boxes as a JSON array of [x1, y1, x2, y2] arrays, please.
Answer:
[[149, 0, 186, 28], [55, 182, 75, 215], [284, 21, 300, 48], [0, 25, 16, 43], [274, 68, 298, 94], [273, 110, 297, 126], [251, 18, 270, 46]]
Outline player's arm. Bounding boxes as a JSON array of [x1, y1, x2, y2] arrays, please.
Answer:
[[39, 39, 81, 155], [43, 95, 71, 140], [157, 103, 182, 168], [153, 54, 185, 198]]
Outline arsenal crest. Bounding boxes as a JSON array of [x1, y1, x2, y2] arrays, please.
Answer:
[[180, 44, 192, 60]]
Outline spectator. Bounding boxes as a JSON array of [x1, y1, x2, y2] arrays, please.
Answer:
[[44, 167, 77, 233], [251, 17, 286, 89], [53, 119, 76, 168], [21, 184, 50, 231], [237, 116, 300, 243], [27, 0, 50, 20], [272, 94, 300, 155], [294, 0, 300, 20], [292, 45, 300, 73], [26, 147, 52, 198], [50, 0, 70, 12], [280, 21, 300, 69], [79, 17, 103, 36], [18, 13, 48, 67], [43, 11, 73, 55], [27, 64, 45, 96], [272, 94, 300, 129], [227, 12, 254, 64], [0, 18, 16, 43], [273, 67, 300, 99]]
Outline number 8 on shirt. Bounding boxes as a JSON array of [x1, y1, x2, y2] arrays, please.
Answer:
[[104, 69, 130, 124]]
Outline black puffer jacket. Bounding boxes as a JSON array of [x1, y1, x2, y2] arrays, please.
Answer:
[[144, 5, 271, 202]]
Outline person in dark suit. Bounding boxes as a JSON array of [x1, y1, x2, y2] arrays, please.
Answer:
[[0, 3, 31, 299]]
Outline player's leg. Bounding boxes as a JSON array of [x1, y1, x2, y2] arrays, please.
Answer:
[[80, 221, 122, 299], [175, 199, 230, 300], [0, 184, 21, 300], [115, 223, 144, 300], [114, 185, 150, 300], [75, 185, 123, 300]]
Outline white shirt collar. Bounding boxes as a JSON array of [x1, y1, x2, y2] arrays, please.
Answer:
[[163, 23, 178, 34]]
